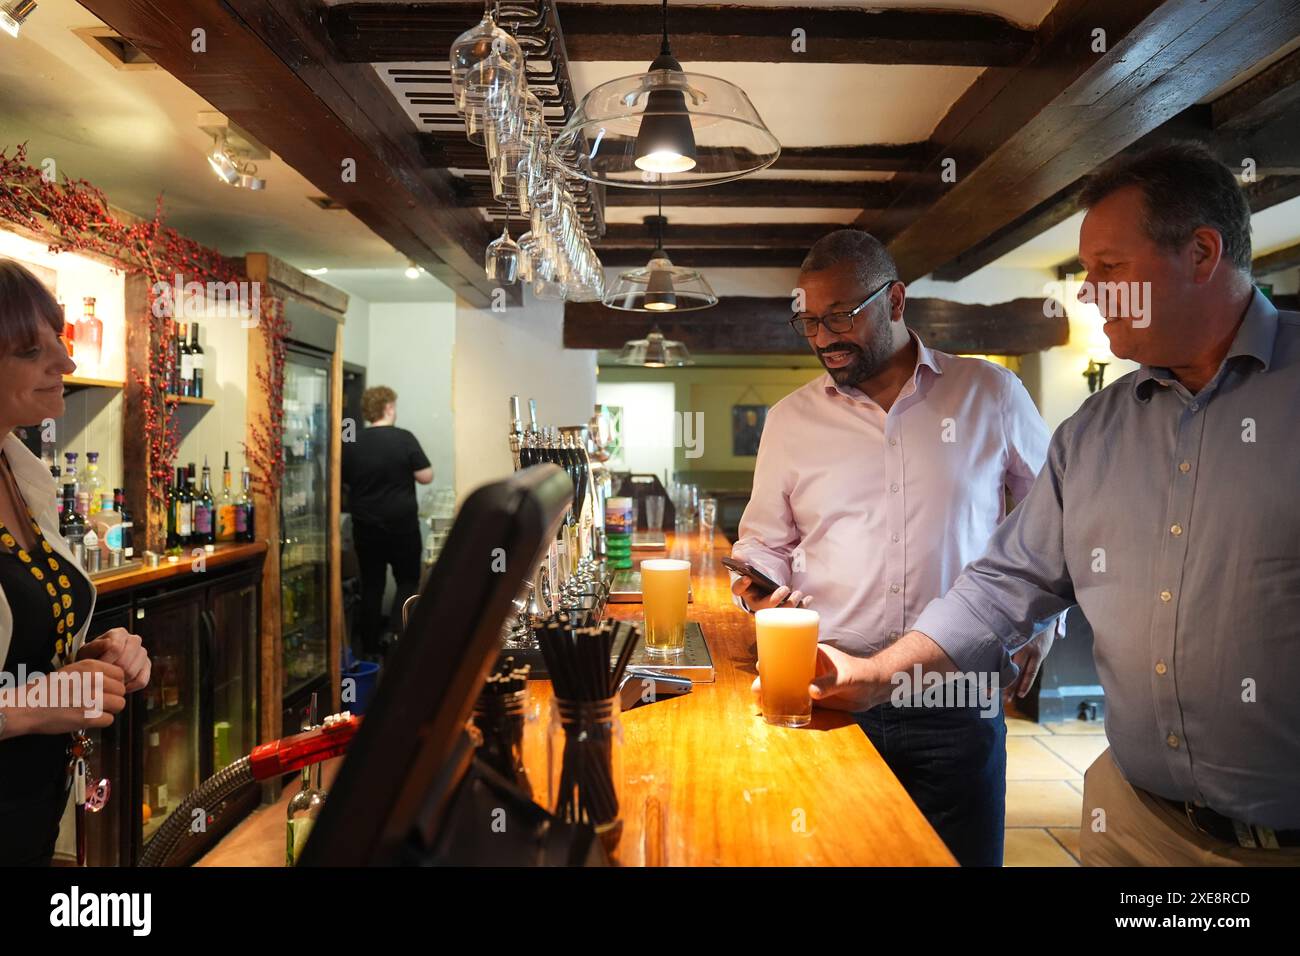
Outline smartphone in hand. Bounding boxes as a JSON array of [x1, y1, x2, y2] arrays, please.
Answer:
[[719, 557, 781, 595]]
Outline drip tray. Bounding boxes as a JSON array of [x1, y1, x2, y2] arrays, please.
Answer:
[[607, 569, 694, 603], [616, 621, 714, 683], [505, 621, 714, 683]]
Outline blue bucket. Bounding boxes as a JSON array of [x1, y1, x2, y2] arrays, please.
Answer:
[[341, 654, 381, 715]]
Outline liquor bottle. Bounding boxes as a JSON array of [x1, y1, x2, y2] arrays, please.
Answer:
[[185, 464, 199, 547], [114, 488, 134, 560], [75, 491, 90, 520], [178, 322, 192, 398], [143, 731, 168, 817], [91, 491, 122, 557], [85, 451, 105, 515], [170, 319, 182, 395], [195, 457, 215, 548], [217, 452, 236, 542], [189, 323, 204, 399], [74, 297, 102, 371], [165, 468, 182, 552], [159, 654, 180, 709], [236, 466, 255, 542], [62, 452, 78, 499], [177, 466, 193, 546], [59, 485, 85, 545]]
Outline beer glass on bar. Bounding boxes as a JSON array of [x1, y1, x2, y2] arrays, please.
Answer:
[[756, 608, 820, 727], [641, 558, 690, 658]]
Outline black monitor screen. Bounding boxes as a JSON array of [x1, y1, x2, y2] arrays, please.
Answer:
[[300, 464, 571, 865]]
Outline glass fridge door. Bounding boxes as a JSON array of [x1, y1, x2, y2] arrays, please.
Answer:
[[133, 590, 202, 857], [208, 575, 259, 771], [281, 350, 331, 700]]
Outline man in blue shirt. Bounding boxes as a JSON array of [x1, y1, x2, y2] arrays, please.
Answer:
[[788, 143, 1300, 865]]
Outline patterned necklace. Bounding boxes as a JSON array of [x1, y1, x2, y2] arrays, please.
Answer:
[[0, 453, 78, 667]]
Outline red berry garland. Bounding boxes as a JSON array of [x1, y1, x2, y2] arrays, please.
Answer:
[[0, 144, 288, 518]]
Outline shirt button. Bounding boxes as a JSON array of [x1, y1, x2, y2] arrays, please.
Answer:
[[889, 583, 900, 593], [1160, 589, 1172, 603], [890, 483, 899, 493], [889, 630, 900, 640], [891, 533, 900, 543], [1178, 461, 1190, 473], [889, 438, 897, 446], [1170, 523, 1183, 536], [1189, 403, 1199, 413], [1155, 660, 1167, 675], [1166, 733, 1180, 749]]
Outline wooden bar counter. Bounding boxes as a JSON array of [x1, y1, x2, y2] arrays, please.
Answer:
[[200, 532, 955, 867]]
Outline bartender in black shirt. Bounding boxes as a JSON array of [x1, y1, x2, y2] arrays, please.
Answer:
[[342, 386, 433, 658]]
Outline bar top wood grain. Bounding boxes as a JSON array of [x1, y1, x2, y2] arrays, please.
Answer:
[[199, 533, 954, 867], [550, 531, 955, 867]]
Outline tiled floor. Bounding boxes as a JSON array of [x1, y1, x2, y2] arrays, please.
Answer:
[[1002, 717, 1109, 866]]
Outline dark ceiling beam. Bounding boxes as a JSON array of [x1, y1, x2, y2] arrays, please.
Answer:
[[930, 102, 1300, 282], [1212, 46, 1300, 133], [464, 178, 896, 209], [79, 0, 505, 306], [770, 144, 932, 173], [564, 297, 1067, 355], [1253, 241, 1300, 277], [597, 247, 811, 268], [931, 182, 1084, 283], [596, 223, 846, 249], [601, 180, 896, 209], [879, 0, 1300, 282], [327, 3, 1035, 66]]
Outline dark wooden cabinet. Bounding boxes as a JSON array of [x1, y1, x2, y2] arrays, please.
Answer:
[[81, 556, 263, 866]]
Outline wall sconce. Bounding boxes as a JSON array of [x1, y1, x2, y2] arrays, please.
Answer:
[[1084, 358, 1109, 393]]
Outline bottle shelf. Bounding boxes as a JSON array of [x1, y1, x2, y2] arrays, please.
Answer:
[[62, 374, 124, 393], [164, 394, 216, 407]]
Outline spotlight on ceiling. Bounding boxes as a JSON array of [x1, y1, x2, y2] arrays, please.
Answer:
[[0, 1, 37, 39], [405, 261, 422, 280], [198, 113, 269, 190]]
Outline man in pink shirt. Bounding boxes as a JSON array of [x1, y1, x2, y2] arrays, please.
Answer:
[[732, 229, 1055, 866]]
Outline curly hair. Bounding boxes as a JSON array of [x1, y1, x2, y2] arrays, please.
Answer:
[[361, 385, 397, 423]]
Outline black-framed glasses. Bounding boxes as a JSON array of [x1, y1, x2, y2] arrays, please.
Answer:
[[789, 279, 895, 338]]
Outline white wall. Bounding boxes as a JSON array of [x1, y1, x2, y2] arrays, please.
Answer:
[[365, 301, 456, 491], [341, 292, 370, 368], [594, 381, 676, 479], [453, 291, 597, 500], [174, 306, 250, 481]]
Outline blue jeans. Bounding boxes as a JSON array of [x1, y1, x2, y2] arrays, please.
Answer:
[[854, 699, 1007, 866]]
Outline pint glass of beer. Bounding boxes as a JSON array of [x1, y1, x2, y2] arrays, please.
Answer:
[[755, 607, 820, 727], [641, 558, 691, 658]]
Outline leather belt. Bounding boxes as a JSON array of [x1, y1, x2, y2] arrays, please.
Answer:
[[1155, 794, 1300, 849]]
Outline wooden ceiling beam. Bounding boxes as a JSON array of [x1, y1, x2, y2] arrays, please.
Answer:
[[596, 247, 810, 268], [564, 296, 1067, 355], [1212, 46, 1300, 133], [1254, 241, 1300, 277], [80, 0, 506, 307], [596, 223, 851, 249], [878, 0, 1300, 282], [327, 3, 1035, 66]]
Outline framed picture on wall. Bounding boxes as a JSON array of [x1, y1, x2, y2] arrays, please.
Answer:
[[731, 404, 767, 456]]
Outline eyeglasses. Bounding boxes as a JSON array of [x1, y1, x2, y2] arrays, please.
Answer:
[[789, 279, 895, 338]]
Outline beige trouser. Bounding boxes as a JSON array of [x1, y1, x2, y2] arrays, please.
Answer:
[[1078, 748, 1300, 866]]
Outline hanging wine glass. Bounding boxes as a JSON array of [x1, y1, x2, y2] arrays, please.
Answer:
[[485, 219, 522, 285]]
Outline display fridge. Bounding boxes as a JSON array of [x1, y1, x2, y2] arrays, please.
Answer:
[[280, 344, 333, 728]]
